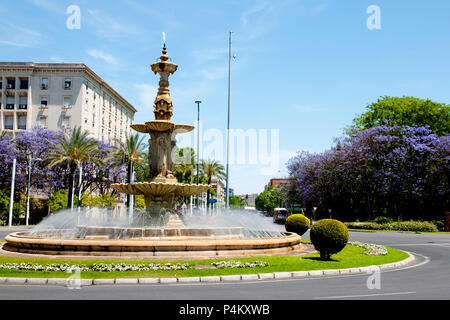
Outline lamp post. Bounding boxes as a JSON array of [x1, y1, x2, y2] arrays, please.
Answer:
[[26, 155, 43, 226], [225, 30, 233, 208], [195, 100, 202, 209], [8, 158, 17, 227], [77, 164, 83, 213]]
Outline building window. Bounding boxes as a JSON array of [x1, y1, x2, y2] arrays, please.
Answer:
[[4, 115, 13, 130], [17, 114, 27, 130], [64, 78, 72, 89], [0, 79, 2, 89], [38, 116, 47, 128], [6, 97, 14, 109], [62, 117, 70, 129], [20, 78, 28, 90], [41, 78, 49, 89], [19, 96, 27, 109], [40, 97, 48, 107], [6, 78, 15, 89], [63, 96, 71, 109]]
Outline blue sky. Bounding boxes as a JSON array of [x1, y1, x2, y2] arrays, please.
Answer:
[[1, 0, 450, 195]]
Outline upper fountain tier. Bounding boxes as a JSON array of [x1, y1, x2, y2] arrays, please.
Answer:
[[130, 44, 194, 134]]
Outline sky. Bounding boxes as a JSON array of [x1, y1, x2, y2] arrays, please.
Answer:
[[1, 0, 449, 195]]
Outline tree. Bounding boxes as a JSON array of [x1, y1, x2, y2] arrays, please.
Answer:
[[229, 195, 246, 208], [200, 159, 226, 207], [351, 96, 450, 136], [14, 127, 65, 199], [44, 126, 103, 209], [255, 186, 284, 214], [288, 125, 449, 221], [108, 133, 146, 207], [174, 147, 195, 184]]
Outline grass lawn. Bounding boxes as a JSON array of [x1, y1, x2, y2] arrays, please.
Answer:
[[0, 244, 409, 279]]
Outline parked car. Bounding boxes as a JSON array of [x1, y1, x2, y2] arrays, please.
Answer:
[[273, 208, 290, 224]]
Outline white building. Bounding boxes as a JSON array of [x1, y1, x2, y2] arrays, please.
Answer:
[[0, 62, 136, 144], [211, 177, 225, 206]]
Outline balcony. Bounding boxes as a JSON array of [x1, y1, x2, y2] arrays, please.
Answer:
[[18, 104, 28, 110], [62, 105, 72, 114], [18, 90, 28, 97]]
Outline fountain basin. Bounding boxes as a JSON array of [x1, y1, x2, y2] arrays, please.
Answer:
[[3, 231, 304, 258]]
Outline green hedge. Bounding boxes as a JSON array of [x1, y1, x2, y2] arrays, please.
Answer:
[[345, 221, 439, 232]]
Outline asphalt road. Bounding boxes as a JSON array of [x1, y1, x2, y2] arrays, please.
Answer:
[[0, 226, 449, 300]]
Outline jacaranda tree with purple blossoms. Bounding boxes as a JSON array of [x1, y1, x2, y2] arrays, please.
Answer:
[[287, 125, 449, 222]]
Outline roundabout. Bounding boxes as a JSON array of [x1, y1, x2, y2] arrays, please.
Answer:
[[1, 229, 448, 300]]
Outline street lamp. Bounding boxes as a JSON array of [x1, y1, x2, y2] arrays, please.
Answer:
[[8, 158, 17, 227], [26, 155, 43, 226], [195, 100, 202, 209], [225, 30, 233, 208]]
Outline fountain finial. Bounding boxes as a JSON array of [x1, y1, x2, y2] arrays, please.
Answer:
[[160, 32, 169, 62]]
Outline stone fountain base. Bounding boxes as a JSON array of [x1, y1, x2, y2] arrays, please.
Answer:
[[3, 231, 305, 259]]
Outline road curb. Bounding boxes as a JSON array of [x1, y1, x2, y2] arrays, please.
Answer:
[[0, 252, 416, 287]]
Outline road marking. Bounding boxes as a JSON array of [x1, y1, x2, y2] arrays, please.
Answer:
[[314, 291, 416, 299], [391, 243, 450, 247]]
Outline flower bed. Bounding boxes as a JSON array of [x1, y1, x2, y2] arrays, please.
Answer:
[[211, 261, 269, 269], [349, 241, 388, 256], [0, 261, 269, 273]]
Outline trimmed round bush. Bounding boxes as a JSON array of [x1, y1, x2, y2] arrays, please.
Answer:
[[285, 214, 310, 236], [310, 219, 349, 260]]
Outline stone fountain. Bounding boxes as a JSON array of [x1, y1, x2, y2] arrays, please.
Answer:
[[2, 45, 305, 259], [110, 44, 210, 227]]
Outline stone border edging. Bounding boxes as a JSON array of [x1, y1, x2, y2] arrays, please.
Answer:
[[0, 252, 415, 287]]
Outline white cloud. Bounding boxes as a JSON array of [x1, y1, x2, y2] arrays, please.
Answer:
[[238, 1, 291, 42], [28, 0, 63, 12], [0, 22, 43, 48], [87, 9, 141, 40], [87, 49, 118, 65], [199, 65, 228, 81], [136, 83, 158, 109]]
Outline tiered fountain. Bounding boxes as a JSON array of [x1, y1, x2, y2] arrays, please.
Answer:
[[2, 45, 304, 259]]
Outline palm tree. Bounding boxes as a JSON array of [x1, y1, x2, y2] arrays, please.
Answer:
[[200, 159, 226, 207], [173, 147, 196, 184], [45, 126, 103, 209], [108, 133, 146, 207]]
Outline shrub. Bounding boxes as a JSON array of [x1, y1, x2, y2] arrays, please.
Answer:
[[432, 220, 445, 232], [386, 221, 438, 233], [345, 220, 438, 232], [310, 219, 349, 260], [47, 190, 68, 213], [81, 193, 117, 208], [285, 214, 310, 236], [374, 216, 393, 224], [345, 222, 384, 230]]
